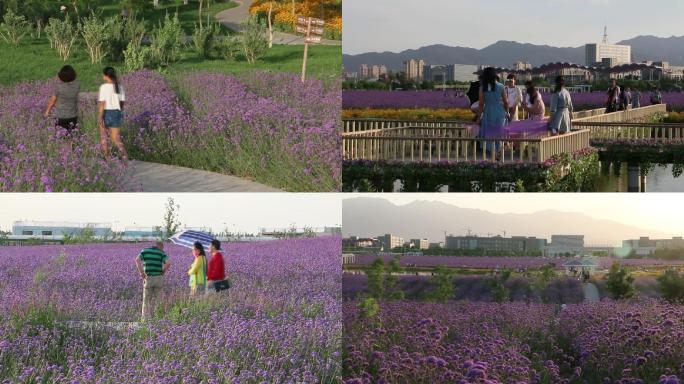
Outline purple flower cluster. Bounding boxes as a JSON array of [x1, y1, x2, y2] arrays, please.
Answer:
[[342, 90, 684, 110], [123, 71, 341, 191], [344, 300, 684, 383], [0, 237, 342, 382], [0, 80, 127, 191]]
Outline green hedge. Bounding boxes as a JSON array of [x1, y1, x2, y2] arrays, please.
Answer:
[[343, 149, 600, 192]]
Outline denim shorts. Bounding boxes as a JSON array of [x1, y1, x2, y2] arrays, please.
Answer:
[[103, 110, 123, 128]]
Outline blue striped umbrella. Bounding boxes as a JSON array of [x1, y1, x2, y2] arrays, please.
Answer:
[[169, 230, 215, 251]]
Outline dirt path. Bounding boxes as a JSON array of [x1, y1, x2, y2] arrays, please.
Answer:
[[214, 0, 341, 46], [582, 283, 600, 302]]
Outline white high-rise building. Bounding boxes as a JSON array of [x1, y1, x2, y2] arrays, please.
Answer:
[[585, 26, 631, 67]]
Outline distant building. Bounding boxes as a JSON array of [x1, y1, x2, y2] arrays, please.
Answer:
[[359, 64, 369, 78], [445, 235, 546, 253], [122, 227, 158, 241], [513, 61, 532, 71], [622, 236, 684, 256], [544, 235, 585, 257], [429, 242, 444, 249], [409, 238, 429, 250], [585, 43, 631, 67], [422, 64, 479, 83], [378, 234, 404, 250], [343, 236, 376, 248], [11, 221, 112, 240], [404, 59, 425, 81]]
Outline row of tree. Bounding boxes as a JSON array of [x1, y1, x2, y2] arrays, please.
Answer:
[[358, 258, 684, 305]]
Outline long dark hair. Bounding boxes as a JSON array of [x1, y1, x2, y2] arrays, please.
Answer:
[[554, 76, 565, 93], [103, 66, 119, 94], [527, 85, 537, 105], [481, 67, 497, 93], [193, 242, 206, 257]]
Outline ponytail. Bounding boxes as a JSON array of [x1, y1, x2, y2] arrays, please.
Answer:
[[103, 66, 119, 94]]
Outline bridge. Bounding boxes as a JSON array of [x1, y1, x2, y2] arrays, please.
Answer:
[[342, 104, 671, 164]]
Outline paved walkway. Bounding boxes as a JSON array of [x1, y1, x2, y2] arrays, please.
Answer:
[[124, 160, 282, 192], [582, 283, 600, 302], [215, 0, 341, 46]]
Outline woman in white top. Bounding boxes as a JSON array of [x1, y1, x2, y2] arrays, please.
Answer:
[[521, 85, 546, 121], [98, 67, 127, 159], [549, 76, 573, 135]]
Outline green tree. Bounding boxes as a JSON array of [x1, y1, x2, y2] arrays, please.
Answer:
[[45, 16, 78, 61], [428, 266, 455, 302], [605, 262, 635, 300], [240, 15, 268, 64], [384, 256, 404, 300], [365, 258, 385, 299], [0, 228, 9, 245], [158, 197, 182, 240], [657, 269, 684, 304], [0, 9, 30, 46]]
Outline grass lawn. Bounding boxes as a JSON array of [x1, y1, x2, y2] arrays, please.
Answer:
[[0, 39, 342, 90], [87, 0, 238, 33]]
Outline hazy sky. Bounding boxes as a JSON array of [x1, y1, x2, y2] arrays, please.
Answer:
[[343, 0, 684, 54], [344, 194, 684, 236], [0, 194, 341, 233]]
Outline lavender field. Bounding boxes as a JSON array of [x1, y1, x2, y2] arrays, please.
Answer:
[[343, 300, 684, 384], [342, 90, 684, 111], [0, 237, 341, 383], [0, 70, 340, 192], [350, 254, 684, 270]]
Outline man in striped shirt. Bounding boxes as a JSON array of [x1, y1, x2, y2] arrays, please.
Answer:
[[135, 241, 171, 322]]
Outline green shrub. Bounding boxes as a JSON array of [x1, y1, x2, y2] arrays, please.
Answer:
[[240, 15, 268, 64], [657, 269, 684, 303], [427, 266, 455, 302], [192, 22, 220, 59], [605, 262, 635, 300], [0, 9, 30, 47], [148, 13, 183, 68], [123, 40, 149, 72], [110, 15, 147, 61], [45, 17, 78, 61], [79, 12, 113, 64]]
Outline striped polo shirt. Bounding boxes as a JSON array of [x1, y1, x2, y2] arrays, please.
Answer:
[[138, 247, 168, 276]]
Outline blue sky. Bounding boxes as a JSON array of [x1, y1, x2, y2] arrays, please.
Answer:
[[343, 0, 684, 54]]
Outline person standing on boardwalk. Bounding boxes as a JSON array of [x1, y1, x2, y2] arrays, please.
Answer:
[[136, 241, 171, 322], [188, 242, 208, 296], [478, 67, 509, 153], [632, 89, 642, 109], [44, 65, 80, 134], [98, 67, 127, 160], [606, 79, 620, 113], [549, 76, 573, 135], [505, 74, 522, 122], [207, 239, 228, 294]]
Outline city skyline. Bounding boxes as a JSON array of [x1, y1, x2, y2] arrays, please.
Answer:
[[0, 194, 341, 233], [343, 0, 684, 54]]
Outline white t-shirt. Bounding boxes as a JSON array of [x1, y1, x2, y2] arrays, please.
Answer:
[[98, 83, 125, 110], [505, 86, 522, 108]]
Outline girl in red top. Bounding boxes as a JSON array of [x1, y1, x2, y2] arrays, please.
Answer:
[[207, 239, 226, 293]]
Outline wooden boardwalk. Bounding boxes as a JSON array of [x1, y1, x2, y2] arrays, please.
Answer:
[[124, 161, 282, 192]]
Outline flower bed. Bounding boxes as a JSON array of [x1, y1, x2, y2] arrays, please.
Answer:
[[0, 81, 127, 192], [342, 108, 475, 121], [0, 238, 341, 383], [342, 149, 600, 192], [343, 300, 684, 384], [593, 138, 684, 170]]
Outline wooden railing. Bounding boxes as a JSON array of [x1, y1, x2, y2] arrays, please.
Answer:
[[574, 122, 684, 140], [343, 129, 591, 164], [343, 118, 470, 133], [573, 104, 667, 123]]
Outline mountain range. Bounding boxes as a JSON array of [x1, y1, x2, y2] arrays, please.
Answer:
[[343, 36, 684, 71], [342, 198, 672, 246]]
